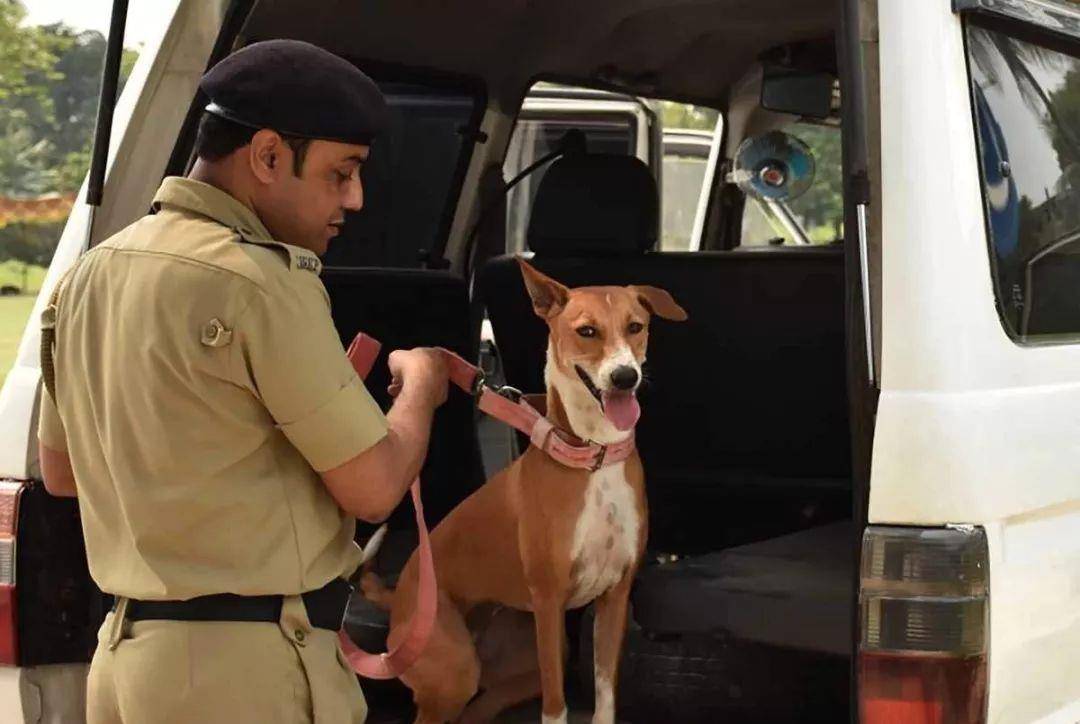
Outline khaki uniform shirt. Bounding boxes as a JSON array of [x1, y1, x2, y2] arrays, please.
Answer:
[[38, 177, 388, 600]]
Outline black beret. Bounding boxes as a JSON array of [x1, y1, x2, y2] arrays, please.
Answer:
[[199, 39, 387, 145]]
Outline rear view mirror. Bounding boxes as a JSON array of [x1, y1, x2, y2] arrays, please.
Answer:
[[760, 67, 834, 119]]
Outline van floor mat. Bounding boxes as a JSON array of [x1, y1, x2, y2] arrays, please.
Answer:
[[633, 520, 854, 656], [579, 609, 850, 723]]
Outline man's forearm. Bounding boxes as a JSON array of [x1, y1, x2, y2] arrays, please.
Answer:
[[320, 381, 438, 522], [380, 382, 437, 493]]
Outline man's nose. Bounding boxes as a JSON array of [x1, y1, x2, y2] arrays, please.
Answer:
[[343, 178, 364, 211]]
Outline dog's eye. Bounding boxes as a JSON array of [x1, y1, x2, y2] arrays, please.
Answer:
[[627, 322, 645, 334], [576, 326, 598, 338]]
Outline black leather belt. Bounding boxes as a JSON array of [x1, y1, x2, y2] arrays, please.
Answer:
[[118, 577, 353, 631]]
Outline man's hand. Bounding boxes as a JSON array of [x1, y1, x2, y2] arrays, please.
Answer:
[[320, 347, 450, 523], [387, 348, 449, 406]]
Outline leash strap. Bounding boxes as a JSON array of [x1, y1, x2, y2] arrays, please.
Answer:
[[438, 349, 636, 470], [338, 479, 436, 680], [338, 333, 438, 680], [39, 268, 76, 404]]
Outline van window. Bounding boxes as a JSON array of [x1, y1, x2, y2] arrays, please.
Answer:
[[504, 112, 638, 254], [966, 23, 1080, 342], [322, 81, 481, 269], [503, 85, 720, 254], [661, 131, 713, 251], [739, 122, 843, 247]]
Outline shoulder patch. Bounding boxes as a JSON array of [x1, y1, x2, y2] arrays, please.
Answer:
[[235, 230, 322, 275]]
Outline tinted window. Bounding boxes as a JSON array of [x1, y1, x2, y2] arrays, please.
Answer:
[[504, 115, 636, 253], [967, 24, 1080, 342], [322, 82, 479, 268]]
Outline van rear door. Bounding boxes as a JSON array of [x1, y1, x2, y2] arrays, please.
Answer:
[[0, 1, 234, 718]]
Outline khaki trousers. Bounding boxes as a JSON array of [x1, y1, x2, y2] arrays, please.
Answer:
[[87, 595, 367, 724]]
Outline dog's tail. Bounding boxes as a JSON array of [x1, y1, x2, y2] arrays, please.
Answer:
[[357, 524, 395, 609]]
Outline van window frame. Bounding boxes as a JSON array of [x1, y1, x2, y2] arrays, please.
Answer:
[[955, 0, 1080, 45]]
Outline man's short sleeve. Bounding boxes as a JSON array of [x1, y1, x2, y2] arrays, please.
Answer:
[[238, 277, 387, 472], [38, 384, 68, 452]]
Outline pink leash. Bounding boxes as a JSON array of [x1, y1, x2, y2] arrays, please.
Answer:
[[337, 333, 437, 680], [336, 332, 636, 680]]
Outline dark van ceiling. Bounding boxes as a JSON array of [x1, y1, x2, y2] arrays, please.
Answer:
[[242, 0, 836, 105]]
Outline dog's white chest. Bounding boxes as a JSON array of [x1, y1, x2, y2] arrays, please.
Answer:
[[567, 462, 640, 609]]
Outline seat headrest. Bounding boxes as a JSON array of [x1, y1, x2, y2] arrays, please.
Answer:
[[527, 154, 658, 256]]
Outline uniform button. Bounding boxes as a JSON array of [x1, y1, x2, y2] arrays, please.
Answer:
[[294, 629, 306, 642]]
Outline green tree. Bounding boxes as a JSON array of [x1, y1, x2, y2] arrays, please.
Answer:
[[0, 0, 63, 195], [0, 2, 139, 196], [655, 101, 718, 131], [788, 123, 843, 242], [1046, 66, 1080, 175], [0, 219, 65, 291]]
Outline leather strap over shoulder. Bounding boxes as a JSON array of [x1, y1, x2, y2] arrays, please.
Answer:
[[40, 267, 75, 403]]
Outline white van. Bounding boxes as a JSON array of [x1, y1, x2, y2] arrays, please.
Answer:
[[1, 0, 1079, 722]]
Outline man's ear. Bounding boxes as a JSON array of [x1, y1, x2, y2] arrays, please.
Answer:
[[518, 259, 570, 320], [632, 285, 688, 321], [249, 129, 284, 184]]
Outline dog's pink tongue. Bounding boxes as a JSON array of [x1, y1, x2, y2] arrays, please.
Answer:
[[602, 391, 640, 431]]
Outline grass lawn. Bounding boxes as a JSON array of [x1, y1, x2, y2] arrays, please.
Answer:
[[0, 261, 46, 293], [0, 263, 47, 387], [0, 295, 38, 386]]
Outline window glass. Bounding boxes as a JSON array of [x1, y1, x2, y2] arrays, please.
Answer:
[[322, 82, 480, 268], [739, 122, 843, 247], [967, 23, 1080, 342], [661, 132, 712, 251], [504, 115, 636, 254], [503, 84, 720, 254]]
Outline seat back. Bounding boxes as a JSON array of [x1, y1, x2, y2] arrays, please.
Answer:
[[478, 154, 850, 552]]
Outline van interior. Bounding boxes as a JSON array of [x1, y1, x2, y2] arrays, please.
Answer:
[[31, 0, 865, 722]]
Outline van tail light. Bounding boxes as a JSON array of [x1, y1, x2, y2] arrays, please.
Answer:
[[0, 481, 25, 666], [859, 525, 989, 724]]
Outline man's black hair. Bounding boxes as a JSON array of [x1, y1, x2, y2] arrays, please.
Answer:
[[193, 112, 311, 175]]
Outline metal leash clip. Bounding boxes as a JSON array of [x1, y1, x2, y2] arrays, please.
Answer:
[[470, 370, 487, 402], [494, 385, 523, 403]]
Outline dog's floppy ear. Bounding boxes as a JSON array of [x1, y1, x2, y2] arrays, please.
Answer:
[[632, 285, 688, 321], [519, 259, 570, 319]]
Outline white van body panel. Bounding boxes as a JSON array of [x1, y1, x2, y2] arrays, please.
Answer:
[[0, 0, 225, 481], [875, 1, 1080, 721]]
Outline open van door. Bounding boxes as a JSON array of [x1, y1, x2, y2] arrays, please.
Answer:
[[0, 1, 238, 719]]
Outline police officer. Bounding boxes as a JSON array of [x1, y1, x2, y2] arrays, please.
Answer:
[[37, 39, 449, 723]]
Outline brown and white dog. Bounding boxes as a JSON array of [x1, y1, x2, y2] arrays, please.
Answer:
[[362, 260, 687, 723]]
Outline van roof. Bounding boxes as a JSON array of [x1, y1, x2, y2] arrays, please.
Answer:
[[241, 0, 836, 105]]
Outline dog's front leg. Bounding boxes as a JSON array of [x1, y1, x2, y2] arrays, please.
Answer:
[[532, 595, 568, 724], [591, 575, 633, 724]]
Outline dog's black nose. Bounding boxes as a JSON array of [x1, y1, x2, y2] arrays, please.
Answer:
[[610, 366, 639, 391]]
